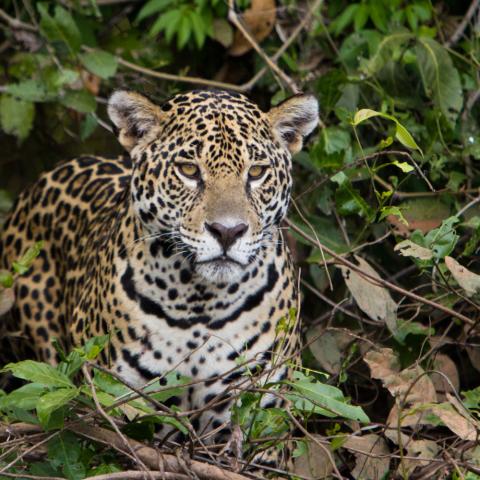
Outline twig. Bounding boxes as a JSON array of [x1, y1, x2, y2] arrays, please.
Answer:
[[456, 194, 480, 217], [116, 55, 246, 92], [227, 0, 299, 93], [241, 0, 324, 92], [444, 0, 480, 47], [0, 473, 65, 480], [0, 8, 37, 32], [0, 431, 59, 474], [285, 218, 475, 325], [82, 364, 154, 480]]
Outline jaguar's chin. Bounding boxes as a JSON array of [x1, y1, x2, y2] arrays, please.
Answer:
[[195, 257, 246, 284]]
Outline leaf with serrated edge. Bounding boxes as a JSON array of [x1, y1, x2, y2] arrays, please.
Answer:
[[3, 360, 73, 388]]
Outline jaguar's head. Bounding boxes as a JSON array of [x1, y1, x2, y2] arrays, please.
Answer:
[[108, 89, 318, 283]]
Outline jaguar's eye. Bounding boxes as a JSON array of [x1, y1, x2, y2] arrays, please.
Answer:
[[178, 163, 200, 179], [248, 165, 267, 180]]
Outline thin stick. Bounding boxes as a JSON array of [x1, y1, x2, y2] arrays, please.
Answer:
[[227, 0, 299, 93], [82, 364, 154, 480], [444, 0, 480, 47]]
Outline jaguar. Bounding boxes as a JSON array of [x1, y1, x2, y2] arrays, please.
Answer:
[[0, 88, 318, 468]]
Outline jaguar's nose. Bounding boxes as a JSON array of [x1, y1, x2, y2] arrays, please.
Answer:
[[205, 222, 248, 252]]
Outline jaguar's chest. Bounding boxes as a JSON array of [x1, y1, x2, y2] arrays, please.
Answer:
[[81, 233, 296, 390]]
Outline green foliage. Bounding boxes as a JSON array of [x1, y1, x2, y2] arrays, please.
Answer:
[[0, 336, 193, 476], [136, 0, 222, 48]]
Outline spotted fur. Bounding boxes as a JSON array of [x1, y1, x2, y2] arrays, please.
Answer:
[[0, 89, 318, 451]]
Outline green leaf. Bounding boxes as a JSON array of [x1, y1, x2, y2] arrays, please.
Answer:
[[394, 320, 434, 344], [352, 108, 422, 154], [5, 80, 51, 102], [82, 334, 110, 359], [37, 388, 78, 429], [331, 172, 374, 219], [0, 189, 13, 213], [354, 4, 368, 31], [79, 50, 118, 79], [80, 113, 98, 140], [424, 216, 459, 259], [463, 386, 480, 410], [48, 431, 85, 480], [3, 360, 73, 388], [287, 373, 369, 423], [330, 3, 358, 36], [38, 4, 81, 53], [61, 90, 96, 113], [0, 271, 13, 288], [50, 69, 79, 88], [0, 95, 35, 141], [392, 160, 414, 172], [189, 11, 207, 49], [12, 241, 44, 275], [362, 32, 413, 76], [321, 127, 350, 154], [369, 1, 388, 31], [395, 122, 421, 151], [416, 37, 463, 128], [0, 383, 46, 411], [380, 206, 408, 226], [136, 0, 176, 22], [149, 9, 182, 38], [176, 14, 192, 49]]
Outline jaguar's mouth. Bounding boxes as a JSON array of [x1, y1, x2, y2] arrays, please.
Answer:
[[195, 255, 248, 283], [197, 255, 245, 267]]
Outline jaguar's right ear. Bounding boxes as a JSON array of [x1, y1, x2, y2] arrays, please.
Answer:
[[107, 90, 163, 152]]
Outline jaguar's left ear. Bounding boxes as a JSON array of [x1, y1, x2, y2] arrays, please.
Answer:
[[107, 90, 163, 152], [267, 94, 319, 154]]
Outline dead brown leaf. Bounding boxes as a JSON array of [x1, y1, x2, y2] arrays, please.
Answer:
[[213, 19, 234, 48], [429, 401, 478, 441], [431, 354, 460, 401], [229, 0, 276, 56], [365, 348, 437, 404], [394, 240, 433, 260], [339, 257, 398, 333], [293, 435, 334, 479], [306, 329, 352, 375], [398, 439, 439, 476], [343, 434, 390, 480], [0, 287, 15, 316], [364, 348, 400, 381], [385, 404, 430, 445], [387, 198, 451, 235], [445, 256, 480, 296]]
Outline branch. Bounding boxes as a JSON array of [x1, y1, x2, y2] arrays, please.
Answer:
[[71, 422, 251, 480], [116, 56, 246, 92]]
